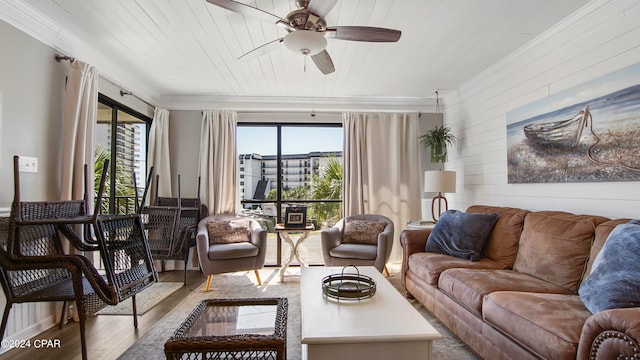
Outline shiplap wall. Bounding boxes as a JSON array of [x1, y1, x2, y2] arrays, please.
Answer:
[[444, 0, 640, 219]]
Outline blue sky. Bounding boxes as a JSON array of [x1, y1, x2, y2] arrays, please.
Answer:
[[237, 126, 343, 155]]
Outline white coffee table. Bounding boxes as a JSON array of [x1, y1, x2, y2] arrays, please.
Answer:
[[300, 266, 442, 360]]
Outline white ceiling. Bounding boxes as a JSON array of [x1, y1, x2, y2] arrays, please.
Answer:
[[4, 0, 591, 110]]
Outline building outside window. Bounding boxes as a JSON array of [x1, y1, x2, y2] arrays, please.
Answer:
[[96, 94, 151, 215], [237, 124, 343, 266]]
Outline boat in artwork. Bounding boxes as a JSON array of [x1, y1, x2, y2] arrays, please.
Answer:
[[524, 106, 591, 147]]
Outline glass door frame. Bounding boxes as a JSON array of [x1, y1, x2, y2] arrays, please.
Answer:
[[98, 93, 152, 215], [238, 122, 343, 266]]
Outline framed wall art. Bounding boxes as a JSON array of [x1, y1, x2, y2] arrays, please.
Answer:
[[507, 63, 640, 183]]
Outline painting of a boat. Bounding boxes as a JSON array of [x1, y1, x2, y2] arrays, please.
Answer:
[[523, 106, 590, 147]]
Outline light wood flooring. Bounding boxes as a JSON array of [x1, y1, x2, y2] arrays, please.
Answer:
[[0, 270, 208, 360]]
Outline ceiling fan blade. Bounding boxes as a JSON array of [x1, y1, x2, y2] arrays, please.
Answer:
[[311, 50, 335, 75], [238, 38, 284, 61], [307, 0, 339, 18], [206, 0, 288, 26], [326, 26, 401, 42]]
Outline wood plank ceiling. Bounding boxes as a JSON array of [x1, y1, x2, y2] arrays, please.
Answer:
[[16, 0, 590, 106]]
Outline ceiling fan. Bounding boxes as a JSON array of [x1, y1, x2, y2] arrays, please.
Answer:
[[205, 0, 401, 74]]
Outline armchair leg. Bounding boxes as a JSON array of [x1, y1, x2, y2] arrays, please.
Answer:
[[254, 270, 262, 285], [131, 295, 138, 329], [59, 301, 67, 329], [1, 303, 12, 339], [205, 275, 213, 292], [383, 266, 390, 277]]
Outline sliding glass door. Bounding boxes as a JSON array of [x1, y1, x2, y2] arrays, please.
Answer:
[[96, 94, 151, 215], [237, 123, 343, 266]]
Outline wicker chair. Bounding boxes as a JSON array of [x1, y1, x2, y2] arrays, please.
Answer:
[[0, 156, 157, 360], [139, 175, 208, 285], [141, 203, 205, 285], [0, 211, 156, 360]]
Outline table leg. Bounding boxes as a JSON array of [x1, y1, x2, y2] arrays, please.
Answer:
[[292, 232, 310, 267], [279, 233, 296, 282]]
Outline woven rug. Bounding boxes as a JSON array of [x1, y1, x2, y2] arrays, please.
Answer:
[[98, 282, 183, 315], [118, 269, 479, 359]]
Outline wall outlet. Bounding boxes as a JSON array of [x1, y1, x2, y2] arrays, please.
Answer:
[[18, 156, 38, 173]]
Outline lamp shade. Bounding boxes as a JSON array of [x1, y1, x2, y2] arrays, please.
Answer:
[[424, 170, 456, 193], [284, 30, 327, 56]]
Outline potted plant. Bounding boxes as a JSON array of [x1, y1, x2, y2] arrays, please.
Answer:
[[419, 125, 456, 164]]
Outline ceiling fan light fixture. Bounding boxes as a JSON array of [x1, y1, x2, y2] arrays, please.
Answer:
[[284, 30, 327, 56]]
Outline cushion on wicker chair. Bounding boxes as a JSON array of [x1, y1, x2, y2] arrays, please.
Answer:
[[342, 219, 387, 245], [207, 220, 251, 244]]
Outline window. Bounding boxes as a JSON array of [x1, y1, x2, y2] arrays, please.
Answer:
[[237, 124, 343, 266], [96, 94, 151, 214]]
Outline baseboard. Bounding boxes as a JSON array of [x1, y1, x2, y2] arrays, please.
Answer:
[[0, 315, 57, 355]]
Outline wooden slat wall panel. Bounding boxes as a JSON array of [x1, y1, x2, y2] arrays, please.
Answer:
[[444, 0, 640, 219]]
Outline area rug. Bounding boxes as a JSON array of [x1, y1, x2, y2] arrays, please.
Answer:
[[118, 269, 479, 359], [98, 282, 183, 315]]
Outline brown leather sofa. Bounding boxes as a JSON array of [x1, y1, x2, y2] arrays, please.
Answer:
[[401, 205, 640, 360]]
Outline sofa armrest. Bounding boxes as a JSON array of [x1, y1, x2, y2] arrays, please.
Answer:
[[400, 229, 431, 288], [577, 308, 640, 359]]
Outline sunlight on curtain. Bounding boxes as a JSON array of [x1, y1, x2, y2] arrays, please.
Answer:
[[343, 112, 422, 263], [199, 110, 238, 214], [148, 108, 172, 201], [60, 60, 98, 206], [59, 59, 98, 321]]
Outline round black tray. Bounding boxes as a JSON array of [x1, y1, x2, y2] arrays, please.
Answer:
[[321, 265, 376, 301]]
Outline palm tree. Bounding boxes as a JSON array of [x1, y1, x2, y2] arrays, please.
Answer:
[[95, 146, 137, 214], [310, 157, 343, 226]]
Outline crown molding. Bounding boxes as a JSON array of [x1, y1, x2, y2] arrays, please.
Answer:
[[461, 0, 621, 91], [1, 0, 440, 113], [159, 94, 439, 113], [0, 0, 161, 106]]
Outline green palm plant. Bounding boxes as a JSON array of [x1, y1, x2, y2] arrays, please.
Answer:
[[94, 146, 137, 214], [419, 125, 457, 164], [310, 157, 343, 223]]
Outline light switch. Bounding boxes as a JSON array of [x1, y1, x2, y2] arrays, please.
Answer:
[[18, 156, 38, 173]]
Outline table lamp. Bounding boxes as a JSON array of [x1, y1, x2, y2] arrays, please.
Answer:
[[424, 170, 456, 221]]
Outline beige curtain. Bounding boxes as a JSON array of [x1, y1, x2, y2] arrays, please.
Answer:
[[60, 60, 98, 249], [199, 110, 238, 214], [59, 59, 97, 321], [342, 112, 422, 263], [148, 108, 172, 201]]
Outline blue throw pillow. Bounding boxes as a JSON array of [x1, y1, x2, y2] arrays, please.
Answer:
[[425, 210, 499, 261], [579, 220, 640, 313]]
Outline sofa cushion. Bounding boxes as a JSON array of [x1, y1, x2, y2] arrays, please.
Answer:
[[343, 219, 387, 245], [329, 243, 377, 260], [407, 252, 508, 285], [208, 242, 259, 260], [467, 205, 529, 268], [439, 268, 572, 317], [579, 220, 640, 314], [426, 210, 498, 261], [483, 291, 591, 360], [207, 219, 252, 244], [512, 211, 608, 293]]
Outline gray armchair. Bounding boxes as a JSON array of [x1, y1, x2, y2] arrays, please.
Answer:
[[196, 214, 267, 291], [321, 214, 394, 275]]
